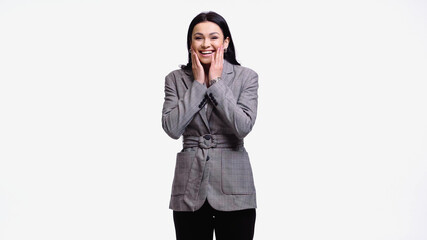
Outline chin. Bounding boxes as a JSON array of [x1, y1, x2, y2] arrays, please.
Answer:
[[199, 59, 212, 65]]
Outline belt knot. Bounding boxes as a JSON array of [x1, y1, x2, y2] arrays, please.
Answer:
[[198, 134, 217, 149]]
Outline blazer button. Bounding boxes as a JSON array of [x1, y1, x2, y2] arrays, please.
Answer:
[[203, 134, 211, 140]]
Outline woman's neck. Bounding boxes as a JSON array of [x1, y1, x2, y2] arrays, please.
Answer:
[[202, 64, 210, 83], [202, 64, 210, 73]]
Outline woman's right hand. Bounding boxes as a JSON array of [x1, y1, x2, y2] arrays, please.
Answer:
[[191, 48, 205, 84]]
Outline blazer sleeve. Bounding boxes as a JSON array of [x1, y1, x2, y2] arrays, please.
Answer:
[[206, 70, 259, 139], [162, 72, 208, 139]]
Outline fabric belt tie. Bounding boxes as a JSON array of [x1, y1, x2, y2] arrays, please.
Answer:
[[182, 134, 243, 209], [183, 134, 243, 149]]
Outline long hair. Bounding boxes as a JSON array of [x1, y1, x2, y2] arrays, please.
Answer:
[[181, 11, 240, 70]]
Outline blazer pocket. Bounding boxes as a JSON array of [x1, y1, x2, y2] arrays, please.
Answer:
[[221, 150, 256, 195], [171, 151, 195, 196]]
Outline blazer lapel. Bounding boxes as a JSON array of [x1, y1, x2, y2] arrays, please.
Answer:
[[199, 103, 210, 131], [206, 102, 214, 121], [221, 60, 235, 86]]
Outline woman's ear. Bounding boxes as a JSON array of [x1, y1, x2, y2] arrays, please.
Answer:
[[224, 37, 230, 49]]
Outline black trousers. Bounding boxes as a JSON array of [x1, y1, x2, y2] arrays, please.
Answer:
[[173, 200, 256, 240]]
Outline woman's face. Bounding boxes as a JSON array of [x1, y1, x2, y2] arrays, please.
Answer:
[[191, 21, 229, 65]]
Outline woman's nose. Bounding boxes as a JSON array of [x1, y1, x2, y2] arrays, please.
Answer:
[[201, 39, 210, 48]]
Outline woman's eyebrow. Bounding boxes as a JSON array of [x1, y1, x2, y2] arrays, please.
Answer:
[[193, 32, 220, 36]]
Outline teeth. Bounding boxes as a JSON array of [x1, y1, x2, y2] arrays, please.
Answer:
[[201, 51, 212, 54]]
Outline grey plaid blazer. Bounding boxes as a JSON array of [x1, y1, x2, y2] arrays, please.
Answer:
[[162, 60, 258, 212]]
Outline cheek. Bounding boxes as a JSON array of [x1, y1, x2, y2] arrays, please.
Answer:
[[212, 42, 222, 49], [191, 41, 199, 48]]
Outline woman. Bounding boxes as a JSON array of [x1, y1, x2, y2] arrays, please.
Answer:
[[162, 11, 259, 240]]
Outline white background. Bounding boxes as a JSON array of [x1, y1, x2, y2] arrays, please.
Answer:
[[1, 0, 426, 239]]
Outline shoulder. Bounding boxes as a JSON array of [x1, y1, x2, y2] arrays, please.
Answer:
[[231, 64, 258, 87], [233, 65, 258, 76], [165, 68, 186, 79], [164, 67, 191, 83], [222, 60, 257, 80]]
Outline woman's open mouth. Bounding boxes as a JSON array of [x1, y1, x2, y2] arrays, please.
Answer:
[[199, 50, 215, 57]]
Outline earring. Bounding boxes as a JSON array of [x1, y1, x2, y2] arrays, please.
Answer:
[[224, 48, 228, 53]]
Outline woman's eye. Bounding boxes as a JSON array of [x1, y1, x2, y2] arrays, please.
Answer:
[[211, 36, 218, 40], [194, 37, 202, 40]]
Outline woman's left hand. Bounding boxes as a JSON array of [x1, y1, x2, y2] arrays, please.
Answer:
[[208, 45, 224, 81]]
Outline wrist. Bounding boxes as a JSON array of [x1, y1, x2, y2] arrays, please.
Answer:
[[209, 77, 221, 86], [194, 78, 204, 84]]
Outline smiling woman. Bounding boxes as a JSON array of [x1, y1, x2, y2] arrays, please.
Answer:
[[161, 11, 259, 240], [181, 11, 240, 70]]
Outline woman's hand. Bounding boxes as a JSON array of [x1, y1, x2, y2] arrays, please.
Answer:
[[208, 45, 224, 81], [191, 48, 205, 84]]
